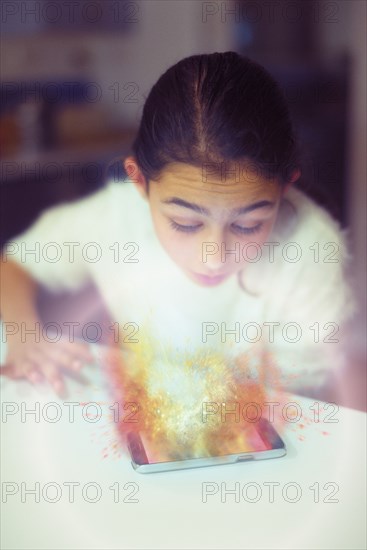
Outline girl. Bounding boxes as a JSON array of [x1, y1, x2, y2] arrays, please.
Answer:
[[0, 52, 356, 398]]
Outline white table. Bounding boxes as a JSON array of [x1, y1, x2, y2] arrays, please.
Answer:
[[1, 342, 366, 550]]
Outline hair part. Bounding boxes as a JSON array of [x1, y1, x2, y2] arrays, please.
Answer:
[[131, 51, 300, 189]]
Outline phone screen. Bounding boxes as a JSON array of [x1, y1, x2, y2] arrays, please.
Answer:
[[139, 421, 273, 464]]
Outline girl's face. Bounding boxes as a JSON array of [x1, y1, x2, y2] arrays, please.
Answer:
[[134, 162, 286, 287]]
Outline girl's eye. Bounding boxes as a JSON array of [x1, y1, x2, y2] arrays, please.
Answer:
[[169, 220, 202, 233], [231, 222, 263, 235]]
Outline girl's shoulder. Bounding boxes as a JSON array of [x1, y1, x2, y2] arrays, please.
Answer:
[[56, 177, 151, 242], [103, 177, 150, 234], [241, 186, 353, 302], [18, 178, 150, 246], [274, 185, 347, 249]]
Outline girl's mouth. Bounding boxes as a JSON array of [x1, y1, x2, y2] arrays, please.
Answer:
[[191, 271, 230, 286]]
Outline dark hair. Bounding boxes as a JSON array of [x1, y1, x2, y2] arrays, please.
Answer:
[[131, 51, 300, 187]]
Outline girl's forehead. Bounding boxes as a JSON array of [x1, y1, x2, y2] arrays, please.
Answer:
[[152, 163, 281, 207]]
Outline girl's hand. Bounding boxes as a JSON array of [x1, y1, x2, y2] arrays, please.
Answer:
[[0, 335, 95, 397]]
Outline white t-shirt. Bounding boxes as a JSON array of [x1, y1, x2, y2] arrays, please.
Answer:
[[3, 178, 356, 392]]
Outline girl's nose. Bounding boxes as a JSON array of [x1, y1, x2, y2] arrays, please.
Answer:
[[203, 251, 224, 271], [201, 230, 226, 271]]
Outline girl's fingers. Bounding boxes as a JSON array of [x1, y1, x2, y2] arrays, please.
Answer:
[[41, 345, 82, 373], [43, 340, 94, 368], [27, 369, 43, 384], [60, 340, 95, 363], [25, 347, 45, 381], [38, 359, 65, 396], [3, 340, 94, 394], [0, 364, 20, 379], [16, 359, 37, 379], [2, 353, 41, 382]]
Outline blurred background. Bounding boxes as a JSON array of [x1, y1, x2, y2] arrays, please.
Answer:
[[1, 0, 366, 409]]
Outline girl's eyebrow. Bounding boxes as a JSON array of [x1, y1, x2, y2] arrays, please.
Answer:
[[162, 197, 208, 214], [162, 197, 275, 215]]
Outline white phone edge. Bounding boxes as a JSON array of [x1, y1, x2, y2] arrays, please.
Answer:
[[130, 446, 287, 474]]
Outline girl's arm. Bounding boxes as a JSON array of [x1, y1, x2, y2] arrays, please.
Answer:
[[1, 256, 40, 325], [0, 256, 94, 395], [0, 182, 124, 393]]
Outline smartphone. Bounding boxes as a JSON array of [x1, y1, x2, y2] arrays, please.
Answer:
[[127, 418, 286, 473]]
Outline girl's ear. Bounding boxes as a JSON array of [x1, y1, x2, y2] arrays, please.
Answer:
[[123, 156, 148, 199], [283, 168, 301, 194]]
